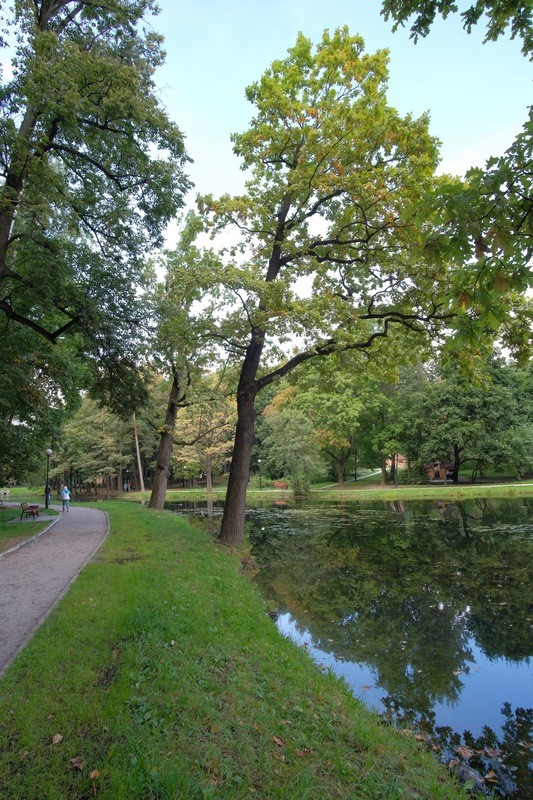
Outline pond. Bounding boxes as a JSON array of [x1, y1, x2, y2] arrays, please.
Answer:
[[166, 496, 533, 798]]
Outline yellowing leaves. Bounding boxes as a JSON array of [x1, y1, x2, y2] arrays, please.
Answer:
[[474, 234, 491, 259], [457, 291, 472, 309], [492, 272, 510, 292]]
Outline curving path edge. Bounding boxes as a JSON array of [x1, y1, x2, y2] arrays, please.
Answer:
[[0, 504, 109, 678]]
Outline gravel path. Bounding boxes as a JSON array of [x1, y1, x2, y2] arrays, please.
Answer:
[[0, 504, 109, 677]]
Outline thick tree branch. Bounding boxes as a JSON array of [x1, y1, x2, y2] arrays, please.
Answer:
[[0, 298, 78, 342]]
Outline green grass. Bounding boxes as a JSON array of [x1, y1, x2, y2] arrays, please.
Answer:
[[122, 479, 533, 508], [310, 480, 533, 503], [0, 501, 470, 799], [1, 486, 48, 503], [0, 494, 58, 553]]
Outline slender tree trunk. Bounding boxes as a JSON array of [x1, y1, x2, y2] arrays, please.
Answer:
[[204, 495, 216, 535], [219, 321, 266, 545], [148, 371, 181, 510], [206, 452, 213, 494], [390, 454, 397, 485], [218, 390, 257, 545], [380, 454, 388, 486], [452, 444, 461, 484], [132, 412, 145, 493]]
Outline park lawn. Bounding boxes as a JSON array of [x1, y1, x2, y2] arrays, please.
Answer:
[[1, 486, 48, 503], [0, 501, 470, 800], [116, 473, 533, 506], [310, 480, 533, 503], [0, 503, 58, 554], [128, 481, 533, 509]]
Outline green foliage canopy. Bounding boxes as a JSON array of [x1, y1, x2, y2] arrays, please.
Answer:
[[201, 28, 450, 384], [0, 1, 190, 391], [381, 0, 532, 361]]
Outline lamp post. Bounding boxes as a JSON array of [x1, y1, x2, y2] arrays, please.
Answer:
[[45, 448, 52, 509], [258, 458, 262, 490]]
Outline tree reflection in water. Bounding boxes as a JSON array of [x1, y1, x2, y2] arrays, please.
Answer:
[[248, 498, 533, 798]]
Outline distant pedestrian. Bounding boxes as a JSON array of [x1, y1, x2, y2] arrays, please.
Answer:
[[60, 484, 71, 512]]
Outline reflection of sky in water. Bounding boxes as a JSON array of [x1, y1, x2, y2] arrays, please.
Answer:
[[277, 612, 533, 739]]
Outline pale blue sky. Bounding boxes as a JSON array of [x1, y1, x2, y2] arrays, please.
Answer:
[[151, 0, 531, 207]]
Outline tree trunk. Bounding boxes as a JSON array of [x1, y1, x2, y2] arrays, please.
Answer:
[[219, 319, 266, 545], [132, 412, 146, 493], [390, 453, 397, 485], [205, 494, 216, 535], [148, 371, 181, 510], [380, 454, 388, 486], [206, 452, 213, 494], [0, 107, 38, 280], [337, 456, 347, 486], [452, 444, 461, 484], [218, 390, 257, 545]]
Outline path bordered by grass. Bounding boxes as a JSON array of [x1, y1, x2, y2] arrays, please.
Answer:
[[0, 501, 469, 800]]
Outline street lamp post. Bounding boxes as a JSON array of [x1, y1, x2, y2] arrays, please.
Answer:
[[258, 459, 262, 490], [45, 448, 52, 509]]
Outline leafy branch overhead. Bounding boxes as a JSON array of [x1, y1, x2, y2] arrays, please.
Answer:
[[381, 1, 533, 58], [380, 1, 532, 360]]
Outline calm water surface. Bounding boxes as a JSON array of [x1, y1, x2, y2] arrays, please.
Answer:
[[168, 496, 533, 797]]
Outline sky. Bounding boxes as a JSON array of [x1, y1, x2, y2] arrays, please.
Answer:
[[148, 0, 532, 218]]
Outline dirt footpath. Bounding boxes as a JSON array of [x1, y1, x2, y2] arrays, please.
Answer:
[[0, 505, 109, 677]]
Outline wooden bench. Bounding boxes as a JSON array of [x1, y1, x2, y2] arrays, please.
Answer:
[[20, 502, 40, 520]]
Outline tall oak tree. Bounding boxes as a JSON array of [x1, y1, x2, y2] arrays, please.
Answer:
[[200, 28, 456, 545]]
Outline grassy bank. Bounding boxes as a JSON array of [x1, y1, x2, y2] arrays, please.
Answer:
[[134, 480, 533, 507], [310, 480, 533, 503], [0, 501, 469, 799], [0, 499, 58, 554]]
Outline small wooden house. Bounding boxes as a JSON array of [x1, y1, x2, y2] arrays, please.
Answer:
[[386, 454, 407, 469]]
